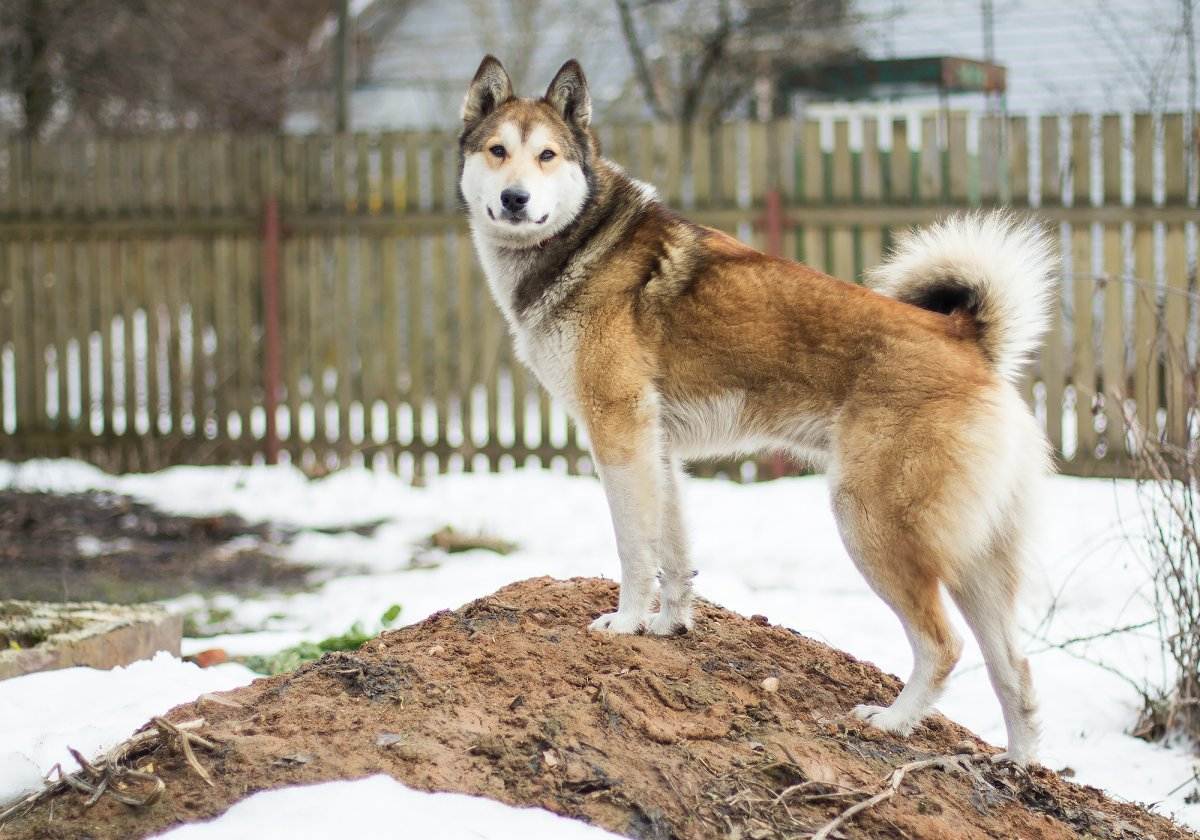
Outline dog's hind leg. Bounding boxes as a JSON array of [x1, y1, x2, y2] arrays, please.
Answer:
[[833, 488, 963, 735], [647, 457, 694, 635], [947, 539, 1039, 765]]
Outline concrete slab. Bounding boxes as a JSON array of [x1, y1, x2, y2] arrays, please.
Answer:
[[0, 601, 182, 680]]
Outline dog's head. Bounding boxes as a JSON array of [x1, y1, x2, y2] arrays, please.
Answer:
[[459, 56, 595, 248]]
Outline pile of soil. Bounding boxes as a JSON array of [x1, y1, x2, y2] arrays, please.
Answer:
[[5, 577, 1194, 839], [0, 490, 309, 602]]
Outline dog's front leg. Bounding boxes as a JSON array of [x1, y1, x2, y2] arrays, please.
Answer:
[[583, 390, 665, 634], [589, 450, 663, 633]]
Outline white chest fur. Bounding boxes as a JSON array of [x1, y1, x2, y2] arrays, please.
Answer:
[[515, 322, 580, 412], [471, 228, 582, 412]]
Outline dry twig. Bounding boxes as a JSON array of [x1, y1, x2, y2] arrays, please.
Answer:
[[153, 716, 218, 787], [0, 717, 215, 827], [810, 752, 990, 840]]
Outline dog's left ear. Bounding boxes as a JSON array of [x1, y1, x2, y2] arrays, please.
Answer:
[[544, 59, 591, 129], [462, 55, 513, 124]]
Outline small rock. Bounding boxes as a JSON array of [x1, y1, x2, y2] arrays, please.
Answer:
[[427, 645, 445, 655], [393, 744, 423, 762], [761, 676, 780, 693], [542, 750, 559, 768], [273, 753, 313, 766], [198, 692, 243, 709], [375, 732, 406, 748], [187, 648, 228, 668]]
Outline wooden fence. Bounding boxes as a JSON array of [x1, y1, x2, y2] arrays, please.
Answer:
[[0, 113, 1196, 479]]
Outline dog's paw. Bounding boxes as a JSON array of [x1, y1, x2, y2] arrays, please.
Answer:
[[646, 610, 693, 636], [852, 703, 918, 736], [588, 611, 649, 634], [990, 750, 1037, 770]]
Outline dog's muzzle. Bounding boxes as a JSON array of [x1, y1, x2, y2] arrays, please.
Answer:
[[488, 204, 549, 225]]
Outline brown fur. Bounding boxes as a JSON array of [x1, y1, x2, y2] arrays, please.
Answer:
[[559, 187, 997, 711], [459, 56, 1048, 762]]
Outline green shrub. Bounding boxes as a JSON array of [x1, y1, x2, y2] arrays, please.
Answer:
[[243, 603, 402, 675]]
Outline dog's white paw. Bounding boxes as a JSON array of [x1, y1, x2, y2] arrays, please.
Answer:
[[646, 610, 693, 636], [588, 611, 649, 634], [852, 703, 918, 736], [990, 750, 1037, 769]]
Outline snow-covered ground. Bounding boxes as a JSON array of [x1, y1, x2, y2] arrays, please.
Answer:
[[1, 458, 1198, 833], [153, 775, 622, 839], [0, 653, 255, 803]]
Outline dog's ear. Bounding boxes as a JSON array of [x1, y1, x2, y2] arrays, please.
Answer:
[[462, 55, 513, 124], [544, 59, 591, 129]]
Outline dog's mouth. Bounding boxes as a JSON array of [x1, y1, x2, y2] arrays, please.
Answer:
[[487, 207, 549, 226]]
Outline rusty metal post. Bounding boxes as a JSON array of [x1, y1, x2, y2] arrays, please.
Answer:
[[763, 188, 785, 262], [760, 189, 791, 480], [261, 197, 282, 465]]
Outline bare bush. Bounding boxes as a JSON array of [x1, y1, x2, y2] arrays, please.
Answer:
[[1124, 402, 1200, 746]]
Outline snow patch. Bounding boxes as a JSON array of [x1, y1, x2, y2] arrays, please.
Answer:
[[0, 652, 256, 803], [152, 775, 622, 839]]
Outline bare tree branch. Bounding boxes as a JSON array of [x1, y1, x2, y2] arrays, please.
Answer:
[[1, 0, 337, 136], [611, 0, 859, 127], [679, 0, 732, 124], [615, 0, 670, 120]]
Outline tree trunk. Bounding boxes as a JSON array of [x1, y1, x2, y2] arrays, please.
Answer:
[[18, 0, 55, 138]]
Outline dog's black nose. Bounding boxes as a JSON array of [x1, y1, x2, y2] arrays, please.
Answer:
[[500, 187, 530, 214]]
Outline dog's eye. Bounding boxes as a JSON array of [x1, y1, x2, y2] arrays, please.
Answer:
[[489, 145, 506, 159], [539, 149, 556, 162]]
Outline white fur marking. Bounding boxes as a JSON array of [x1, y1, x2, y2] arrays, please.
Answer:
[[869, 212, 1057, 384]]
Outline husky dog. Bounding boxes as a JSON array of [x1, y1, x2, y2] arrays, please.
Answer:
[[458, 55, 1055, 765]]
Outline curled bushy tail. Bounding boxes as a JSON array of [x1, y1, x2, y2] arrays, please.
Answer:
[[868, 212, 1058, 384]]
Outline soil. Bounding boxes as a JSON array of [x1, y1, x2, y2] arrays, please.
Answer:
[[5, 577, 1195, 840], [0, 490, 311, 602]]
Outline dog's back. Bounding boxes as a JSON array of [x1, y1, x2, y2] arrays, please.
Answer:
[[458, 55, 1055, 766]]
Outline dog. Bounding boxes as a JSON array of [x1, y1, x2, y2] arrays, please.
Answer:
[[458, 55, 1055, 766]]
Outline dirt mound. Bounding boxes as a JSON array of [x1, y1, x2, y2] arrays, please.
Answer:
[[5, 577, 1193, 839]]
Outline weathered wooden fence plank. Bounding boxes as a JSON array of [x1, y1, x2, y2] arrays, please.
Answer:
[[1100, 227, 1125, 452], [1131, 226, 1158, 429], [1072, 226, 1096, 460], [1008, 116, 1028, 205], [1164, 226, 1190, 446]]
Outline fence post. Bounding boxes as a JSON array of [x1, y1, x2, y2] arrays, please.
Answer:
[[759, 189, 792, 479], [261, 196, 282, 465]]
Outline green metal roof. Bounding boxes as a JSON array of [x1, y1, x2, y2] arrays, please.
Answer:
[[785, 56, 1007, 97]]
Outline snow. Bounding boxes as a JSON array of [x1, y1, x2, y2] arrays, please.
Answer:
[[152, 775, 623, 839], [2, 457, 1199, 832], [0, 653, 256, 803]]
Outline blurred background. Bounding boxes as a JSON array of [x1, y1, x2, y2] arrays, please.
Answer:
[[0, 0, 1196, 482]]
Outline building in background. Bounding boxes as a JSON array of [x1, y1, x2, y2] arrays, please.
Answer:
[[856, 0, 1195, 114], [0, 0, 1194, 137], [283, 0, 1196, 134]]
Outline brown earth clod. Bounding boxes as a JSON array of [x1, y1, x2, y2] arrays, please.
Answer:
[[2, 576, 1195, 840]]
